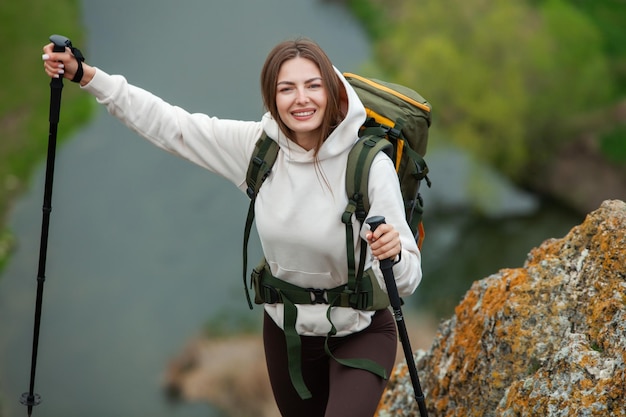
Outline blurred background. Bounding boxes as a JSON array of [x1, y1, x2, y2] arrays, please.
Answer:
[[0, 0, 624, 416]]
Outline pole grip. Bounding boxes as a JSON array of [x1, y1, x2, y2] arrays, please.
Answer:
[[49, 34, 70, 52], [365, 215, 395, 271], [48, 35, 67, 123], [365, 215, 385, 233]]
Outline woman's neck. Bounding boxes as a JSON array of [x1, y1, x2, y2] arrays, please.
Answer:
[[292, 131, 320, 151]]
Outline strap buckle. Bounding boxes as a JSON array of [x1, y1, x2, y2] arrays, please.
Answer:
[[307, 288, 328, 304], [262, 284, 280, 304], [350, 291, 373, 310]]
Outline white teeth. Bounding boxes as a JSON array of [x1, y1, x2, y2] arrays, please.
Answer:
[[293, 111, 314, 117]]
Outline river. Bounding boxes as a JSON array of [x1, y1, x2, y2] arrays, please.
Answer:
[[0, 1, 583, 416], [0, 1, 370, 416]]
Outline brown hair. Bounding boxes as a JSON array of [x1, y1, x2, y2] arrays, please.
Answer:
[[260, 38, 344, 157]]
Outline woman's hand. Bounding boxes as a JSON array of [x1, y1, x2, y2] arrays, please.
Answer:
[[366, 223, 402, 261], [42, 43, 95, 86]]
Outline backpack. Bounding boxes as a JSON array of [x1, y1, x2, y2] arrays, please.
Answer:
[[242, 72, 432, 399], [243, 72, 431, 309]]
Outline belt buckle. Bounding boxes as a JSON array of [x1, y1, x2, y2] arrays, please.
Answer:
[[307, 288, 328, 304]]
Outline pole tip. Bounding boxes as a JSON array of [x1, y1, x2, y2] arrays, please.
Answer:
[[20, 392, 41, 415]]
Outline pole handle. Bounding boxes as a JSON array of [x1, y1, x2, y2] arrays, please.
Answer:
[[49, 34, 70, 53], [365, 215, 395, 271], [47, 34, 68, 121], [365, 215, 385, 233]]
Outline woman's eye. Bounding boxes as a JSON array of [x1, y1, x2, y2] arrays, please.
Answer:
[[308, 83, 322, 90]]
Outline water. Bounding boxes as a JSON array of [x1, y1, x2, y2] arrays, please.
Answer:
[[0, 1, 370, 416], [0, 1, 585, 416], [413, 145, 584, 316], [415, 199, 583, 317]]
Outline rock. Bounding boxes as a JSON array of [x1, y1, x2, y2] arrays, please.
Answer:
[[162, 334, 280, 417], [376, 199, 626, 416]]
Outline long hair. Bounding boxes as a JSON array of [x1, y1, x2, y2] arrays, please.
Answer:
[[260, 38, 344, 157]]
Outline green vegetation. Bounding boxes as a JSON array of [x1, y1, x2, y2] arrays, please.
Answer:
[[0, 0, 93, 270], [566, 0, 626, 98], [348, 0, 626, 179], [601, 125, 626, 163]]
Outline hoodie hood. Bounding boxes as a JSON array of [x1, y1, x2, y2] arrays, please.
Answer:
[[261, 67, 366, 163]]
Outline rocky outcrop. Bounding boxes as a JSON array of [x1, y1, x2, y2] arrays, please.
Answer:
[[162, 334, 280, 417], [377, 199, 626, 416]]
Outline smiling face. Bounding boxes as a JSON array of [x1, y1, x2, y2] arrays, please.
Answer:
[[275, 57, 328, 150], [260, 39, 344, 156]]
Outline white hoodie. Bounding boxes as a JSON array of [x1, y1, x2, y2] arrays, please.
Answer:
[[82, 67, 421, 336]]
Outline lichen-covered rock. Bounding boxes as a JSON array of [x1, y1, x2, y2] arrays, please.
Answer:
[[377, 200, 626, 417]]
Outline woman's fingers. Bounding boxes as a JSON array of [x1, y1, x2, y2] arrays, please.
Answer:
[[42, 56, 62, 78], [42, 43, 74, 79], [367, 224, 401, 260], [42, 56, 65, 78]]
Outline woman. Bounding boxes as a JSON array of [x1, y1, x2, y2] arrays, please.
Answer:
[[42, 38, 422, 417]]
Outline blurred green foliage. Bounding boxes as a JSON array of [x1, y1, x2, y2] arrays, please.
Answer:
[[601, 125, 626, 163], [561, 0, 626, 97], [0, 0, 93, 270], [349, 0, 625, 179]]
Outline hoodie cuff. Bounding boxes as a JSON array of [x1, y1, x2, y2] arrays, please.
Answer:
[[80, 67, 119, 101]]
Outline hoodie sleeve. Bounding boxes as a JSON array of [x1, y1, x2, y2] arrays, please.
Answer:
[[82, 68, 263, 189], [363, 153, 422, 297]]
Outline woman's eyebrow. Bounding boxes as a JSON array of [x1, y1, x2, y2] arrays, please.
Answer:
[[277, 77, 323, 86]]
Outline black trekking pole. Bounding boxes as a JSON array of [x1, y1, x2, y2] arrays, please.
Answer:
[[20, 34, 70, 417], [366, 216, 428, 417]]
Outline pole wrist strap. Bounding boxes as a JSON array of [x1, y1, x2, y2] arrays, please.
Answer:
[[69, 45, 86, 83]]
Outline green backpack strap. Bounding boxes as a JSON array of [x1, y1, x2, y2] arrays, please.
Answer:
[[342, 134, 393, 299], [400, 144, 430, 243], [243, 133, 279, 309], [255, 263, 388, 400]]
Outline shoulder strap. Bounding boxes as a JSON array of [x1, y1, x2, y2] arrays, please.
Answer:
[[246, 133, 280, 200], [243, 133, 279, 308], [342, 135, 393, 296]]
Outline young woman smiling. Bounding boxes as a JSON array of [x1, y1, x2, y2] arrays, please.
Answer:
[[42, 38, 422, 417]]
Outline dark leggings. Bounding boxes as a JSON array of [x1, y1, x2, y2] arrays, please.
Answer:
[[263, 309, 397, 417]]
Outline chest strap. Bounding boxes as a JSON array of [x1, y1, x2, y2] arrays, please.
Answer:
[[252, 263, 388, 399]]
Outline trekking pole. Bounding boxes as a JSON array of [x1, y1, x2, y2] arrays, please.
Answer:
[[366, 216, 428, 417], [20, 34, 70, 417]]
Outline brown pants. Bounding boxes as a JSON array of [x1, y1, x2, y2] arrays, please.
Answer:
[[263, 309, 397, 417]]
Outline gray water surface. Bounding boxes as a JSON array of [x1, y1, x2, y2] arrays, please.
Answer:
[[0, 1, 370, 416]]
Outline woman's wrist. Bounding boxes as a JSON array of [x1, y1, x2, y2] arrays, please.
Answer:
[[79, 65, 96, 87]]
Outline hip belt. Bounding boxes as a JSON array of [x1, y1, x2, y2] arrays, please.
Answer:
[[251, 260, 390, 399]]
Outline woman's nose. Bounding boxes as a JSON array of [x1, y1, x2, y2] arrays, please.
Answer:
[[295, 88, 309, 104]]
